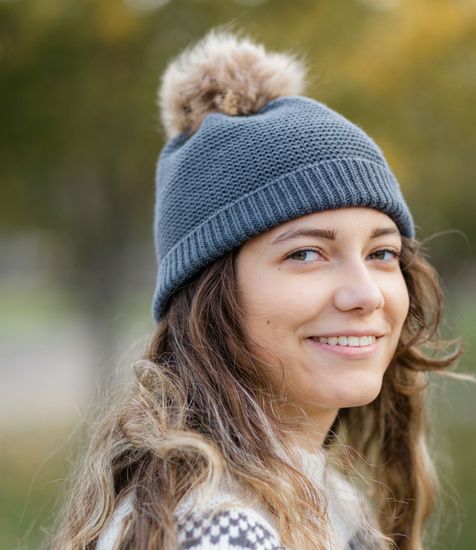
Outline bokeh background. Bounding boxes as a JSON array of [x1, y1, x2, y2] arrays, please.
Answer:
[[1, 0, 475, 548]]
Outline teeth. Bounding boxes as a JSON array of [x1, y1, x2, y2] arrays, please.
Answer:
[[316, 335, 376, 347]]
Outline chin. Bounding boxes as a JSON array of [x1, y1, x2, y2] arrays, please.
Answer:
[[327, 380, 384, 409]]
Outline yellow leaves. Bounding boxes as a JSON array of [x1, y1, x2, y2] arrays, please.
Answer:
[[374, 135, 407, 180], [340, 0, 476, 97], [24, 0, 66, 26], [12, 0, 143, 45], [93, 0, 142, 44]]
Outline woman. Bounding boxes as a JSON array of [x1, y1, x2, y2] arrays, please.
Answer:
[[52, 28, 469, 549]]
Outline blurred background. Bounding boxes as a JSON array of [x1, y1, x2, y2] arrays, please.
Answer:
[[1, 0, 475, 548]]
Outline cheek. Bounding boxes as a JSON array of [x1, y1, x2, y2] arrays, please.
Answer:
[[391, 274, 410, 327], [239, 270, 312, 354], [384, 275, 410, 359], [241, 270, 313, 330]]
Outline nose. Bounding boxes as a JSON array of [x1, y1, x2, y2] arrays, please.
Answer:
[[333, 261, 385, 314]]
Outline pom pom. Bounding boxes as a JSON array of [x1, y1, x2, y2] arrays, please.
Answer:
[[158, 27, 308, 140]]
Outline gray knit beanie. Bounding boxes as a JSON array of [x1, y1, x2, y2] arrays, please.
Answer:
[[151, 29, 415, 322]]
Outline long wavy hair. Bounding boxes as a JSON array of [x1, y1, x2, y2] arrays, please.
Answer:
[[51, 235, 470, 549]]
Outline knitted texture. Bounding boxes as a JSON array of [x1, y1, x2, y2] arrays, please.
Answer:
[[95, 447, 385, 549], [152, 94, 415, 321], [176, 508, 284, 549], [96, 502, 377, 550]]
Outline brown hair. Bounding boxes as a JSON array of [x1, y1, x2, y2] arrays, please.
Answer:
[[51, 235, 469, 549]]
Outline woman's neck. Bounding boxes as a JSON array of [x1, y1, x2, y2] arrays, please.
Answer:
[[283, 406, 339, 452]]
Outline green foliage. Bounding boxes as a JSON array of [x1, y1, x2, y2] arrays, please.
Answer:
[[1, 0, 475, 239]]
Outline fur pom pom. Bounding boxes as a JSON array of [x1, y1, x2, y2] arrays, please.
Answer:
[[158, 28, 308, 140]]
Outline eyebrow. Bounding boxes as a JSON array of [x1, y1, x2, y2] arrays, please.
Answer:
[[270, 226, 400, 245]]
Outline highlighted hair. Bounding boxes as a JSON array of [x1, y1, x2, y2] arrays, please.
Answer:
[[51, 236, 469, 549]]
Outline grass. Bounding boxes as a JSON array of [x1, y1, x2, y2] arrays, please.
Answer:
[[0, 425, 79, 549]]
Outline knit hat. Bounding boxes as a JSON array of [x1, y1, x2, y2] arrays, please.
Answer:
[[151, 28, 415, 322]]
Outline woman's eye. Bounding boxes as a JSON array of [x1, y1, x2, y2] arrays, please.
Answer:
[[286, 248, 400, 263], [369, 248, 401, 262], [285, 247, 401, 263], [286, 248, 322, 262]]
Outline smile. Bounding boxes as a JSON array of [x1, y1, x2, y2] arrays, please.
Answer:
[[312, 335, 377, 347], [307, 336, 382, 358]]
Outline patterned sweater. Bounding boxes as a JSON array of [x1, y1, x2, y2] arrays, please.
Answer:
[[96, 448, 382, 549]]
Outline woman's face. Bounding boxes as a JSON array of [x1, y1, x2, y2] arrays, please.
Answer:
[[236, 207, 410, 420]]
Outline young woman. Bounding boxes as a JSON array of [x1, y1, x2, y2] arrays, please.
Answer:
[[52, 28, 469, 549]]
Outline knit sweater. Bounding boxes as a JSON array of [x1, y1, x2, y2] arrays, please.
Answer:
[[96, 448, 382, 549]]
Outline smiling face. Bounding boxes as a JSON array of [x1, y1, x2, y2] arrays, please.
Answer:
[[236, 207, 410, 429]]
